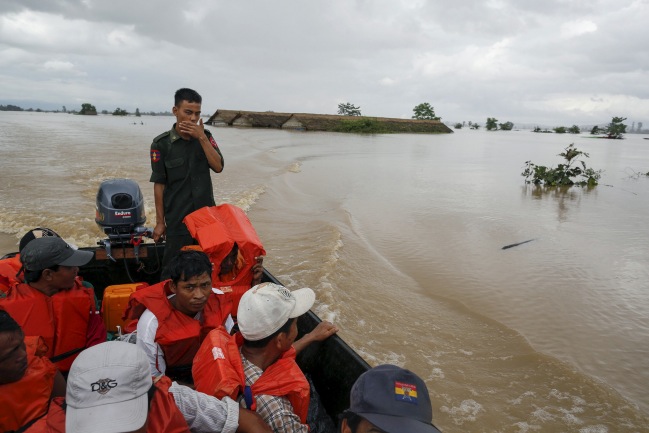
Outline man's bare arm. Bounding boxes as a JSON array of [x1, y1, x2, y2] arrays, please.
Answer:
[[153, 182, 166, 242], [292, 321, 339, 355]]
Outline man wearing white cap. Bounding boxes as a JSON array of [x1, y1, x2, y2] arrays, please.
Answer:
[[193, 282, 338, 433], [65, 341, 271, 433]]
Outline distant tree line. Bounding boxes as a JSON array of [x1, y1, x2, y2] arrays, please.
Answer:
[[446, 116, 646, 138], [0, 104, 24, 111], [0, 103, 173, 116]]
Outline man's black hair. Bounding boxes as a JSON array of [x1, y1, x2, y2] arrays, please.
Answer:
[[23, 265, 59, 284], [338, 411, 364, 433], [174, 88, 202, 106], [243, 318, 295, 349], [166, 250, 212, 284], [0, 310, 22, 334]]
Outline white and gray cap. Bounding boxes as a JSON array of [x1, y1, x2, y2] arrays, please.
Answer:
[[66, 341, 152, 433]]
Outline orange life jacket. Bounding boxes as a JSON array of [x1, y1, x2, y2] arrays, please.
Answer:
[[193, 328, 310, 424], [124, 280, 233, 374], [0, 336, 58, 433], [0, 254, 22, 294], [21, 397, 66, 433], [0, 282, 95, 372], [146, 376, 192, 433], [20, 378, 189, 433], [183, 204, 266, 314]]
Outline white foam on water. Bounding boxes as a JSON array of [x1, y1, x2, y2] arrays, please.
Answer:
[[287, 162, 301, 173], [229, 185, 267, 213], [579, 425, 608, 433], [560, 410, 584, 425], [430, 367, 445, 379], [510, 391, 537, 405], [511, 421, 542, 432], [531, 408, 555, 422], [440, 399, 484, 425]]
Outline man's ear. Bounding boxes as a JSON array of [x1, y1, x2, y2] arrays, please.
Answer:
[[273, 333, 285, 351], [168, 281, 178, 295], [42, 269, 54, 281], [340, 418, 351, 433], [172, 106, 178, 116]]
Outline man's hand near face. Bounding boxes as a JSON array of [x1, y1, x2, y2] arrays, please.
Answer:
[[178, 118, 205, 139]]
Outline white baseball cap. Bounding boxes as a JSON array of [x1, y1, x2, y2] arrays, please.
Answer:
[[237, 282, 315, 341], [66, 341, 152, 433]]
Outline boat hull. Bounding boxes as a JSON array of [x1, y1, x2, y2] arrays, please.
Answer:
[[3, 241, 370, 423]]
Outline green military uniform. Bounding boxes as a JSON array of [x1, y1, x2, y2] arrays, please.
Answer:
[[150, 124, 224, 271]]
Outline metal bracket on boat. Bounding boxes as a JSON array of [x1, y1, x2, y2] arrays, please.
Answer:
[[97, 227, 152, 264], [100, 239, 117, 262], [133, 242, 140, 263]]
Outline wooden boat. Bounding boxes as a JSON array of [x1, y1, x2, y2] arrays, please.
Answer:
[[2, 240, 370, 424]]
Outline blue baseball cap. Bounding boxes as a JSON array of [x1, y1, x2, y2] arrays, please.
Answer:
[[349, 364, 442, 433]]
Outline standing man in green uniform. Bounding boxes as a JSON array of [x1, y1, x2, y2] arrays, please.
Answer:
[[150, 88, 224, 276]]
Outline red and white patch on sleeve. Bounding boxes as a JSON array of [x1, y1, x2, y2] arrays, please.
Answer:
[[150, 149, 161, 162], [209, 136, 219, 149]]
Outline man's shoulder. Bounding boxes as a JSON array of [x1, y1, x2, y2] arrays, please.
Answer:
[[139, 308, 158, 326], [136, 309, 159, 340], [153, 130, 171, 142]]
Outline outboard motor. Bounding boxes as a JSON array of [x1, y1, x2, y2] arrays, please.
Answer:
[[95, 178, 150, 261]]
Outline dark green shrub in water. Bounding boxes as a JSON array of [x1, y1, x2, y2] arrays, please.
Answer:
[[335, 118, 389, 134], [522, 143, 602, 186]]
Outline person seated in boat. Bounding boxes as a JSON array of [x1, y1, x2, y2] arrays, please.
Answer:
[[125, 249, 234, 382], [0, 310, 67, 433], [0, 236, 106, 373], [193, 282, 339, 433], [65, 340, 272, 433], [215, 242, 264, 288], [182, 204, 266, 316], [183, 242, 264, 315], [339, 364, 442, 433], [0, 227, 63, 293]]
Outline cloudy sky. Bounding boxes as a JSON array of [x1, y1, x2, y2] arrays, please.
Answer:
[[1, 0, 648, 126]]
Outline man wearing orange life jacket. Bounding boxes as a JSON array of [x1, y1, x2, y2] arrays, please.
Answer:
[[125, 250, 234, 382], [186, 242, 264, 316], [182, 204, 266, 316], [0, 310, 67, 433], [193, 283, 339, 433], [0, 254, 21, 294], [0, 236, 106, 373], [64, 341, 271, 433], [0, 228, 63, 294]]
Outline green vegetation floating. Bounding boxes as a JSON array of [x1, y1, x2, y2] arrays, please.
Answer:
[[522, 143, 602, 187]]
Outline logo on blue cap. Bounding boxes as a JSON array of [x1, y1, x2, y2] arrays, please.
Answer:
[[394, 381, 418, 404]]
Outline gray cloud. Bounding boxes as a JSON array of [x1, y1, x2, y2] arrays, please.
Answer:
[[1, 0, 648, 125]]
